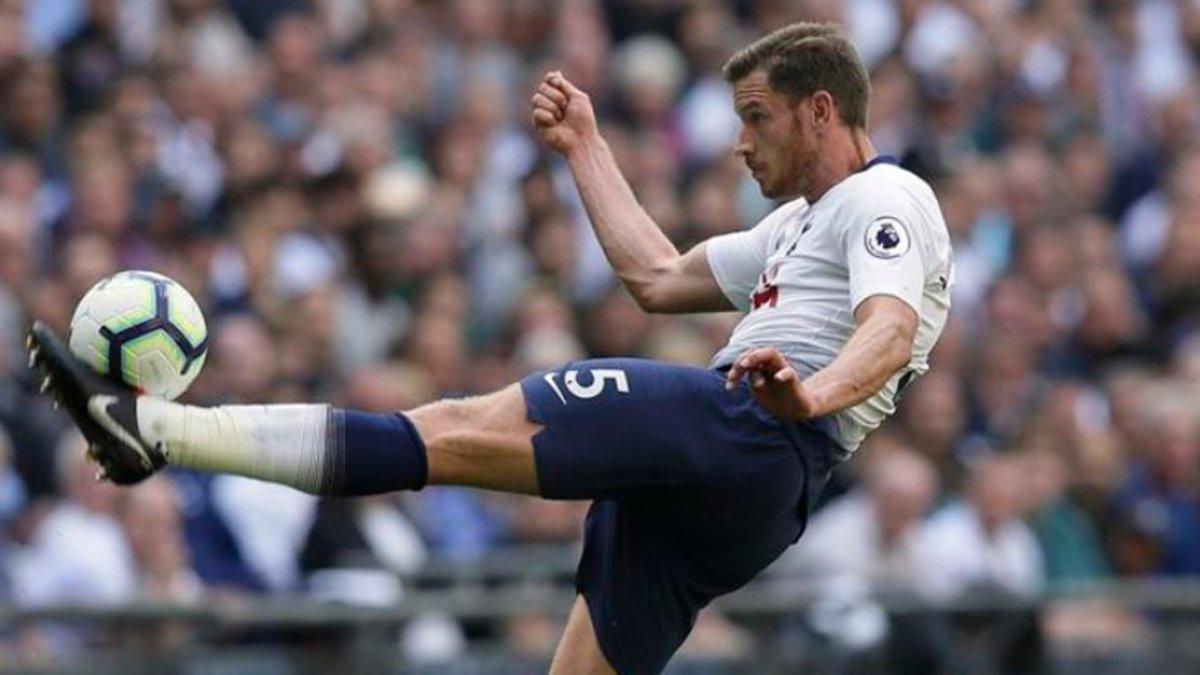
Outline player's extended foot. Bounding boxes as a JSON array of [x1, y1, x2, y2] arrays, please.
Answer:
[[26, 321, 164, 484]]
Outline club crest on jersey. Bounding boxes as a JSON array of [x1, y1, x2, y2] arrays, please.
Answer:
[[865, 217, 910, 259], [750, 260, 782, 310]]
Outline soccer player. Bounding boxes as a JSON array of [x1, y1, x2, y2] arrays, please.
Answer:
[[29, 23, 952, 675]]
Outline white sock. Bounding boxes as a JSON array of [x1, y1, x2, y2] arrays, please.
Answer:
[[137, 399, 330, 495]]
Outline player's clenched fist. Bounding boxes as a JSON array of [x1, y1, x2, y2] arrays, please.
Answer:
[[726, 347, 820, 422], [531, 71, 598, 156]]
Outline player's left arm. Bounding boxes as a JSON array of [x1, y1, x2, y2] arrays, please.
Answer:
[[724, 297, 916, 421]]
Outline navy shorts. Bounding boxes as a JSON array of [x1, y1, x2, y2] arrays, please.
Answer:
[[520, 358, 841, 674]]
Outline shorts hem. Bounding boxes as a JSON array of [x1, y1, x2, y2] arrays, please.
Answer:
[[519, 374, 570, 499], [580, 590, 626, 674]]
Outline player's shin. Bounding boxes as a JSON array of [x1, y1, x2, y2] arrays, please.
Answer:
[[136, 400, 428, 496]]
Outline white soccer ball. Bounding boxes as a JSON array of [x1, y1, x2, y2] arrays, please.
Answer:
[[69, 270, 208, 400]]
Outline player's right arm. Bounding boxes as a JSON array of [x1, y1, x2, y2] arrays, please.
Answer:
[[532, 71, 732, 314]]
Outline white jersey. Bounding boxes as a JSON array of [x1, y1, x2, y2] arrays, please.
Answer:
[[706, 158, 953, 456]]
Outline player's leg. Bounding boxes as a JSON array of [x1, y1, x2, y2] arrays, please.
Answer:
[[406, 384, 541, 494], [28, 321, 543, 493], [548, 596, 617, 675], [140, 383, 546, 496], [31, 318, 727, 501]]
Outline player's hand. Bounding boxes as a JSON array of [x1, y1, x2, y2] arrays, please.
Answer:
[[726, 347, 820, 421], [531, 71, 598, 156]]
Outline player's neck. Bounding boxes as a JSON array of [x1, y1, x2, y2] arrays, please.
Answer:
[[801, 129, 877, 203]]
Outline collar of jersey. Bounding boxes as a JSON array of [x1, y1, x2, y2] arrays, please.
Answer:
[[858, 154, 900, 172], [793, 154, 901, 212]]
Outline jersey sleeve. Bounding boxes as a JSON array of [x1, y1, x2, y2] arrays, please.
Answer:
[[840, 189, 928, 314], [705, 201, 799, 311]]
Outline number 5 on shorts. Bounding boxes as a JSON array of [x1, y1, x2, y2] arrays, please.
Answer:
[[543, 368, 629, 404]]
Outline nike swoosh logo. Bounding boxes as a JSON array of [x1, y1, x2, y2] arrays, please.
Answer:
[[543, 373, 567, 405], [87, 395, 152, 470]]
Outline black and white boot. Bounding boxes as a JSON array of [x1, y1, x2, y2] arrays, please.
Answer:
[[26, 321, 164, 484]]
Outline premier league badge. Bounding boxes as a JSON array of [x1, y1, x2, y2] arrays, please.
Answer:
[[865, 217, 910, 259]]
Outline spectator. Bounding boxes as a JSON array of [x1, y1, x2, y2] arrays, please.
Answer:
[[0, 423, 26, 599], [1023, 448, 1111, 588], [916, 454, 1044, 602], [771, 445, 939, 594], [1111, 395, 1200, 576], [9, 432, 136, 605], [122, 478, 202, 601]]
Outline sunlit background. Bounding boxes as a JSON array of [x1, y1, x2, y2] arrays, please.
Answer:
[[2, 0, 1200, 673]]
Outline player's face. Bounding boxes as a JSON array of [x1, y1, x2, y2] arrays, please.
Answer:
[[732, 70, 819, 200]]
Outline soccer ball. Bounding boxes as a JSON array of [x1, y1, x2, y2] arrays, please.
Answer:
[[69, 270, 208, 400]]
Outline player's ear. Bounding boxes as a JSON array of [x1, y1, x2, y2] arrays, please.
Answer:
[[810, 90, 835, 128]]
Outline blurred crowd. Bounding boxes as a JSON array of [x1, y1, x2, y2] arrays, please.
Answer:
[[1, 0, 1200, 667]]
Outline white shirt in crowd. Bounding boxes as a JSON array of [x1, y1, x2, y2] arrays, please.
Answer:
[[10, 504, 137, 605], [770, 489, 927, 591], [915, 502, 1045, 602]]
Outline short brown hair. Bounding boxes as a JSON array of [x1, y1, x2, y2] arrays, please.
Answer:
[[722, 23, 870, 129]]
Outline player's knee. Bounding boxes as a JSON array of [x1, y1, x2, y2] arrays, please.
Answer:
[[407, 390, 540, 493], [409, 386, 530, 443], [408, 397, 477, 451], [409, 397, 502, 476]]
